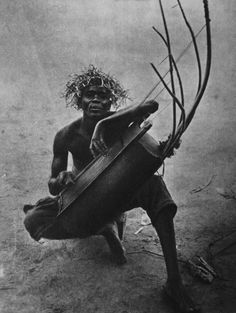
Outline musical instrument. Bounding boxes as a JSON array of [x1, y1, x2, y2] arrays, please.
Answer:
[[57, 122, 162, 237]]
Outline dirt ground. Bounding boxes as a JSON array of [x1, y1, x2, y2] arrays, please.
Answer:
[[0, 1, 236, 312]]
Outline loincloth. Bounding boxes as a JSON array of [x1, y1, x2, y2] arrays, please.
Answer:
[[23, 175, 176, 241]]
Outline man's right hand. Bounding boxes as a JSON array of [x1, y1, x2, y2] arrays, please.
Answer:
[[57, 171, 75, 187], [48, 171, 76, 195]]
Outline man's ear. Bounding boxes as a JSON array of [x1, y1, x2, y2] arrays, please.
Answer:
[[111, 101, 118, 111], [77, 96, 83, 110]]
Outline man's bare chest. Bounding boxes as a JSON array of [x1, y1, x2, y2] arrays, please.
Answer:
[[68, 134, 93, 163]]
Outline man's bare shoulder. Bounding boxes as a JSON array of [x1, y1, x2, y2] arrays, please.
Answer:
[[54, 118, 82, 147]]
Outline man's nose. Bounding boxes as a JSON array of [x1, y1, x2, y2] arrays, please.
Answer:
[[92, 94, 101, 101]]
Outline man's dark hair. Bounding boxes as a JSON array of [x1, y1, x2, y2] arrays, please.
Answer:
[[62, 65, 129, 110]]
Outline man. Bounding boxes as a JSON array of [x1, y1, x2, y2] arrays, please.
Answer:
[[23, 65, 199, 313]]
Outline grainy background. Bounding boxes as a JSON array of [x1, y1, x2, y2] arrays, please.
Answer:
[[0, 1, 235, 312]]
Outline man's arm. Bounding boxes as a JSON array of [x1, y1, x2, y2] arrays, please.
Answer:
[[90, 100, 158, 155], [48, 130, 75, 195], [99, 100, 158, 129]]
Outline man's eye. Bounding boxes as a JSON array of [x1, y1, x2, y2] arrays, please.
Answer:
[[84, 91, 109, 99], [98, 92, 107, 99], [86, 91, 95, 98]]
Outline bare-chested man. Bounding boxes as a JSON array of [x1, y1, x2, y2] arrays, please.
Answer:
[[23, 65, 199, 313]]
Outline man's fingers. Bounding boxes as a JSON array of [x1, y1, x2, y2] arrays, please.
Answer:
[[58, 171, 75, 186], [58, 172, 66, 185], [90, 139, 108, 156], [93, 140, 105, 154], [66, 175, 75, 185], [89, 141, 99, 157], [98, 138, 108, 154]]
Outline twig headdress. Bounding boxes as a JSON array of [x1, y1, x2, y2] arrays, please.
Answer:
[[63, 65, 129, 110]]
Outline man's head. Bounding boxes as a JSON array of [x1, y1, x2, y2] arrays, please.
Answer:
[[63, 65, 129, 111], [80, 85, 113, 119]]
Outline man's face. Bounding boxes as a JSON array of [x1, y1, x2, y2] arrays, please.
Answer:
[[81, 86, 112, 119]]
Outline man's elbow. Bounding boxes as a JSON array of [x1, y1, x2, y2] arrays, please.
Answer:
[[144, 100, 159, 114], [133, 100, 159, 119]]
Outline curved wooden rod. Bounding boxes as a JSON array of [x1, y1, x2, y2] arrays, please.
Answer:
[[182, 0, 211, 133], [152, 26, 186, 149], [177, 0, 202, 96], [158, 0, 177, 148], [164, 0, 211, 158]]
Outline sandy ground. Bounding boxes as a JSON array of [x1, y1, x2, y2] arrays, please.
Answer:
[[0, 0, 236, 312]]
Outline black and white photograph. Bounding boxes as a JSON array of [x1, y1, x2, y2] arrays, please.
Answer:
[[0, 1, 235, 312]]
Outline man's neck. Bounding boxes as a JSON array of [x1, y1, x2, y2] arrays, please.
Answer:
[[81, 115, 97, 136]]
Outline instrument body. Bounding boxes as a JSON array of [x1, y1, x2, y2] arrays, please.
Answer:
[[58, 123, 162, 237]]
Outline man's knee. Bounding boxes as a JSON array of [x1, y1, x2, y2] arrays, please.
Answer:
[[23, 209, 41, 239], [23, 207, 55, 241], [159, 203, 177, 219], [151, 203, 177, 227]]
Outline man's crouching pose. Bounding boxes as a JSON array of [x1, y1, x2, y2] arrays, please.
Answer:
[[23, 65, 199, 313]]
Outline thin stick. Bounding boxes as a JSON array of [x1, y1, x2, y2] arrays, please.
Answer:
[[177, 0, 202, 96], [172, 4, 179, 9], [158, 0, 177, 145], [152, 26, 185, 134], [164, 0, 211, 158], [190, 174, 215, 193], [127, 249, 187, 264], [164, 0, 203, 157], [150, 62, 185, 148], [180, 0, 211, 132]]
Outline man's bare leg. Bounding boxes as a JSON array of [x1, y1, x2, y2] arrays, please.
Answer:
[[99, 221, 127, 265], [154, 208, 200, 313]]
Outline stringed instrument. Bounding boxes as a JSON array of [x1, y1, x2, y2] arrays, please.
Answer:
[[57, 121, 162, 237]]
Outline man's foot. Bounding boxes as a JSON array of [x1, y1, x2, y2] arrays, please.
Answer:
[[100, 222, 127, 265], [23, 204, 34, 214], [162, 280, 201, 313]]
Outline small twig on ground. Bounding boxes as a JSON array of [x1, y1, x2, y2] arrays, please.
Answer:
[[190, 175, 215, 194], [134, 223, 152, 235], [216, 187, 236, 200], [134, 214, 152, 234], [208, 229, 236, 259], [212, 241, 236, 257], [134, 227, 144, 235], [196, 256, 217, 277], [127, 248, 187, 264], [172, 4, 179, 9], [127, 249, 164, 259]]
